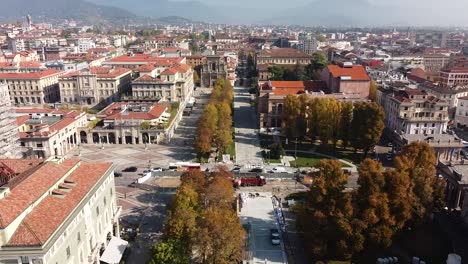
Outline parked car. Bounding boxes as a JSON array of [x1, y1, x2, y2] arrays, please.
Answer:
[[168, 166, 178, 172], [387, 142, 393, 147], [269, 167, 287, 173], [122, 166, 137, 172], [151, 167, 163, 172], [114, 172, 123, 177], [270, 228, 280, 245], [231, 167, 241, 173], [142, 170, 151, 175], [249, 167, 264, 173]]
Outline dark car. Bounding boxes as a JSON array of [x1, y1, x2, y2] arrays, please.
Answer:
[[249, 167, 263, 173], [122, 166, 138, 172], [114, 172, 123, 177]]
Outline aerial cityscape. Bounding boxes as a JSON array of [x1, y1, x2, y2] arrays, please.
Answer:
[[0, 1, 468, 264]]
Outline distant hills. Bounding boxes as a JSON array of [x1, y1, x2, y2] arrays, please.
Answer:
[[1, 0, 466, 26], [0, 0, 144, 25]]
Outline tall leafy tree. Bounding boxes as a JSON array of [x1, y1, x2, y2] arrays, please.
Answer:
[[339, 101, 353, 149], [351, 102, 385, 157], [394, 142, 444, 221], [282, 95, 302, 138], [268, 65, 285, 80], [194, 207, 246, 264], [298, 160, 364, 260], [383, 169, 413, 230], [356, 159, 395, 248]]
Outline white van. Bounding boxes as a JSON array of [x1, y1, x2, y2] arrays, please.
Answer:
[[270, 167, 287, 173]]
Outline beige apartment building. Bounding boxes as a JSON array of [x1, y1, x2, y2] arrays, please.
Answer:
[[81, 102, 171, 145], [132, 63, 194, 103], [423, 53, 450, 80], [0, 158, 124, 264], [380, 89, 449, 136], [59, 67, 132, 106], [0, 69, 63, 105], [15, 109, 88, 159], [255, 48, 313, 81]]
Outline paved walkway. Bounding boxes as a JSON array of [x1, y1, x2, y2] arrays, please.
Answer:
[[233, 86, 263, 166], [239, 192, 287, 264]]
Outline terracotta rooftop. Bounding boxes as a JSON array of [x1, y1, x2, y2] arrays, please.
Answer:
[[4, 160, 113, 247], [0, 61, 42, 69], [60, 67, 131, 79], [0, 69, 63, 80], [106, 54, 184, 64], [258, 48, 312, 59], [100, 102, 167, 121], [262, 81, 328, 95], [135, 64, 157, 72], [326, 65, 370, 81], [0, 159, 43, 175], [16, 115, 30, 126]]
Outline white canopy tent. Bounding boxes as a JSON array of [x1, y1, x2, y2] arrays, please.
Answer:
[[100, 237, 128, 264]]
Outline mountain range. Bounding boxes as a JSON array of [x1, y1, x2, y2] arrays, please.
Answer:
[[1, 0, 467, 26]]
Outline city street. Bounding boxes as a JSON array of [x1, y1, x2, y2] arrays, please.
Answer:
[[233, 86, 264, 166]]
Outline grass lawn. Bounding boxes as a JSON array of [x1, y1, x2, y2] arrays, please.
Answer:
[[288, 151, 351, 168]]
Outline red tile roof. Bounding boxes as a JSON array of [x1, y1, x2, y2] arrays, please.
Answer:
[[133, 75, 163, 83], [100, 102, 167, 120], [0, 69, 63, 80], [326, 65, 370, 81], [135, 64, 157, 72], [258, 48, 312, 58], [16, 115, 30, 126], [0, 61, 42, 69], [0, 159, 79, 229], [0, 159, 43, 175], [263, 81, 328, 95], [60, 67, 131, 79], [5, 161, 113, 246], [106, 54, 184, 64]]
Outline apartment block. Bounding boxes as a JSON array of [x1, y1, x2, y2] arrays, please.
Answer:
[[0, 158, 124, 264], [0, 69, 63, 105]]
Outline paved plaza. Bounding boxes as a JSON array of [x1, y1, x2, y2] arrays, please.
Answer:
[[239, 192, 288, 264], [234, 86, 264, 166]]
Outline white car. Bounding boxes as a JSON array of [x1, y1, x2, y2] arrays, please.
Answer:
[[151, 167, 163, 172], [270, 167, 287, 173]]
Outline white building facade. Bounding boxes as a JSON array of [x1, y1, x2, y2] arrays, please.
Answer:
[[0, 159, 123, 264]]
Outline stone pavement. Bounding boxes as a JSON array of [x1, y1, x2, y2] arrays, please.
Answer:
[[234, 86, 264, 166]]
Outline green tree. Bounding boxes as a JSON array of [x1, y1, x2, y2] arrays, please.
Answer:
[[297, 160, 363, 260], [269, 143, 285, 159], [339, 101, 353, 149], [351, 102, 385, 157], [140, 121, 151, 130], [268, 65, 285, 80], [149, 240, 190, 264]]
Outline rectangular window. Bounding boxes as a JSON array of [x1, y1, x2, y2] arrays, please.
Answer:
[[66, 247, 71, 259], [77, 232, 81, 242]]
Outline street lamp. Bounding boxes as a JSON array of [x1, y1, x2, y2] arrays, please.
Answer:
[[294, 137, 298, 169]]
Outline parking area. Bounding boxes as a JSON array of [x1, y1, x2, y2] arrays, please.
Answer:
[[239, 192, 287, 264]]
